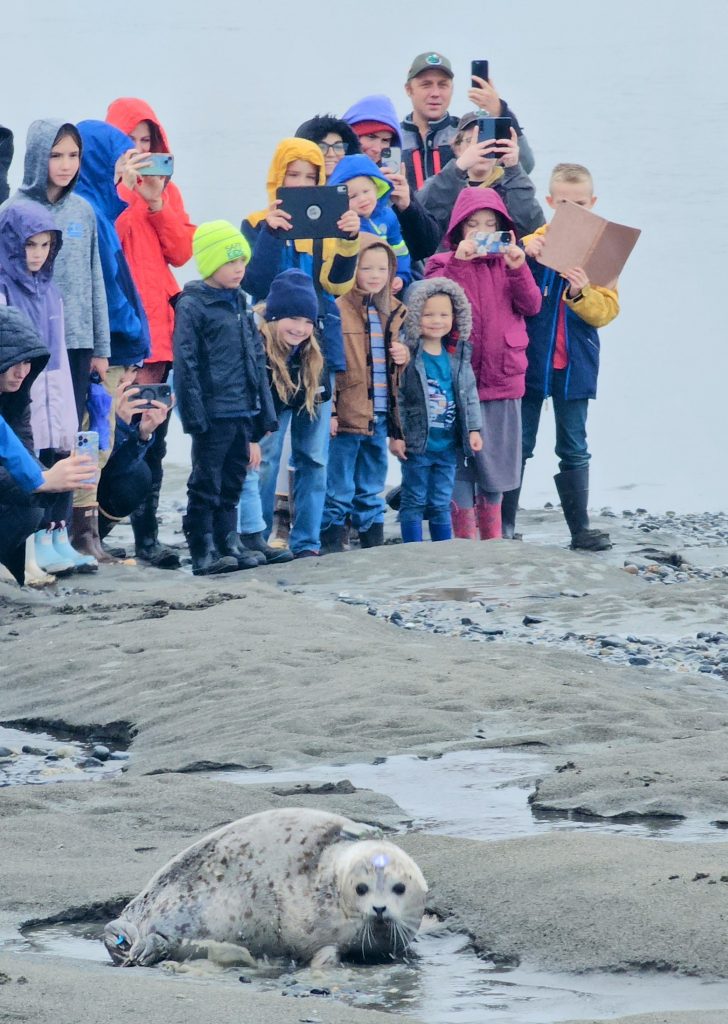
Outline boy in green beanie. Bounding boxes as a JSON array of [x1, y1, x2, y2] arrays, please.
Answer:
[[172, 221, 278, 575]]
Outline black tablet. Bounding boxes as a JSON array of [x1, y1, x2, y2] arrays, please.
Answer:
[[275, 185, 350, 239]]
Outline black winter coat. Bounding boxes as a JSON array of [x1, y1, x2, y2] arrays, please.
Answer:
[[172, 281, 277, 439]]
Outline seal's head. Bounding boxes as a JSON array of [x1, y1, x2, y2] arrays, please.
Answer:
[[332, 840, 427, 961]]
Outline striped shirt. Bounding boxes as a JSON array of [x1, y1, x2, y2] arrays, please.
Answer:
[[368, 305, 387, 413]]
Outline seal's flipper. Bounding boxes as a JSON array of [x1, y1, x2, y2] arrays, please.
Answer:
[[310, 943, 340, 969], [127, 930, 171, 966], [104, 918, 138, 966]]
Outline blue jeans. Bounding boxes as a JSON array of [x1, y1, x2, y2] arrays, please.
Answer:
[[237, 471, 267, 534], [400, 446, 457, 526], [522, 369, 590, 472], [322, 415, 388, 533]]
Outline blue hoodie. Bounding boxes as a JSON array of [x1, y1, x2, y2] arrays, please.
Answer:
[[328, 154, 411, 286], [342, 95, 402, 148], [75, 120, 150, 367]]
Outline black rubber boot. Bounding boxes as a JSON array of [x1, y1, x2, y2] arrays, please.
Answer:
[[183, 515, 238, 575], [240, 531, 293, 564], [385, 486, 401, 511], [130, 481, 180, 569], [500, 486, 522, 540], [319, 523, 348, 554], [554, 468, 612, 551], [213, 508, 261, 569], [358, 521, 384, 548]]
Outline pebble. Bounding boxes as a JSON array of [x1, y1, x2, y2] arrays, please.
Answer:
[[523, 615, 544, 626], [21, 745, 48, 757], [0, 746, 14, 758], [92, 745, 111, 761], [629, 656, 652, 666]]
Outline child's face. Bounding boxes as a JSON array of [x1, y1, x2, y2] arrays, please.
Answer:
[[276, 316, 314, 348], [130, 120, 153, 153], [546, 180, 596, 210], [48, 135, 80, 192], [420, 294, 454, 342], [462, 209, 499, 239], [283, 160, 319, 187], [347, 176, 379, 218], [356, 247, 390, 295], [357, 130, 393, 165], [25, 231, 53, 273], [0, 360, 31, 393], [208, 258, 247, 289], [318, 133, 347, 177], [456, 126, 497, 180]]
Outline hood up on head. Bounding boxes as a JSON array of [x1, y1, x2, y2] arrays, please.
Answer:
[[247, 138, 327, 230], [105, 97, 172, 152], [402, 277, 473, 346], [19, 119, 81, 204], [327, 154, 391, 202], [342, 95, 402, 147], [295, 115, 361, 157], [75, 120, 131, 223], [0, 200, 63, 295], [0, 306, 50, 395], [351, 233, 398, 317], [443, 187, 514, 250]]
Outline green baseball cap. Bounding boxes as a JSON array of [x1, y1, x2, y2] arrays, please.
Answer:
[[406, 52, 454, 82]]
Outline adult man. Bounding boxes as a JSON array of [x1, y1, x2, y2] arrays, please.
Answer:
[[400, 51, 535, 192]]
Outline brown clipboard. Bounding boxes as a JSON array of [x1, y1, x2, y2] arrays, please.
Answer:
[[537, 201, 641, 288]]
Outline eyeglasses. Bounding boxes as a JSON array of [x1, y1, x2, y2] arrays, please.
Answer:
[[318, 141, 348, 155]]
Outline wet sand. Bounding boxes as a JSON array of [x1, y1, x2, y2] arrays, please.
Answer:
[[1, 505, 727, 1023]]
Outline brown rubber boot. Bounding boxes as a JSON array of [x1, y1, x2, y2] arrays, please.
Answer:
[[72, 505, 117, 564]]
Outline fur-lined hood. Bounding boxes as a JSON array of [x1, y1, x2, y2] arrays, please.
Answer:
[[403, 277, 472, 345]]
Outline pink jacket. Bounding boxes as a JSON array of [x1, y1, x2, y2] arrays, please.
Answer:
[[425, 187, 541, 401]]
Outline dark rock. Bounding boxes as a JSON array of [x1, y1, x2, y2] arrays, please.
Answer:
[[78, 756, 103, 768], [600, 636, 627, 649], [629, 656, 651, 667], [92, 745, 110, 761], [0, 746, 14, 758], [460, 617, 473, 626], [367, 607, 377, 616], [523, 615, 543, 626], [21, 745, 49, 756]]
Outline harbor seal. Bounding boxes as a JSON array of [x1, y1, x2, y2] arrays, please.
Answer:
[[104, 807, 428, 968]]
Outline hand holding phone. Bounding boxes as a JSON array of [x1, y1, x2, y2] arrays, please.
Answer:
[[74, 430, 100, 485], [381, 146, 402, 173], [138, 153, 174, 177], [471, 59, 489, 86]]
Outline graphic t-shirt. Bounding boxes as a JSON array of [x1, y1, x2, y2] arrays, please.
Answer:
[[422, 348, 456, 452]]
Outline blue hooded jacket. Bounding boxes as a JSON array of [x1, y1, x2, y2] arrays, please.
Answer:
[[75, 120, 150, 367], [342, 95, 402, 148], [328, 155, 411, 286]]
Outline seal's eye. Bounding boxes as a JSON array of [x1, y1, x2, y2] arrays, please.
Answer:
[[392, 882, 406, 895], [356, 883, 369, 896]]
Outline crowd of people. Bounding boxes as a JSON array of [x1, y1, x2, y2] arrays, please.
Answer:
[[0, 50, 621, 584]]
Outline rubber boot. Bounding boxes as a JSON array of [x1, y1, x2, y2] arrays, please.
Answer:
[[130, 483, 180, 569], [213, 508, 261, 569], [34, 529, 75, 575], [385, 485, 401, 512], [400, 519, 423, 544], [269, 494, 291, 549], [429, 521, 452, 542], [71, 505, 116, 564], [319, 523, 348, 554], [182, 515, 238, 576], [475, 495, 502, 540], [52, 523, 98, 573], [554, 468, 612, 551], [500, 486, 522, 540], [239, 530, 293, 564], [25, 535, 56, 586], [450, 500, 477, 539], [358, 521, 384, 549]]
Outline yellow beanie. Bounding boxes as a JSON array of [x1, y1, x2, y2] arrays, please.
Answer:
[[193, 220, 251, 279]]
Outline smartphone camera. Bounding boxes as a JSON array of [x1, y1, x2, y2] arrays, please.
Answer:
[[474, 231, 511, 256]]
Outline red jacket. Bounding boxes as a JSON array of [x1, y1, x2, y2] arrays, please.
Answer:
[[425, 188, 541, 401], [106, 98, 195, 363]]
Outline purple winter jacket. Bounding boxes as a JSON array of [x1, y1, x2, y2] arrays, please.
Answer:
[[0, 200, 77, 451], [425, 188, 542, 401]]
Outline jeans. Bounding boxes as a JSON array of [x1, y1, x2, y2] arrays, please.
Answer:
[[322, 414, 388, 533], [400, 446, 457, 526], [187, 417, 250, 533], [522, 369, 590, 472]]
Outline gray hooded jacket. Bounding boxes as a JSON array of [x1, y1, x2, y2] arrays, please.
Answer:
[[5, 119, 110, 357], [398, 277, 482, 455]]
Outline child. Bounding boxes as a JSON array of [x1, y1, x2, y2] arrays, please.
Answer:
[[0, 200, 91, 580], [295, 115, 361, 180], [320, 236, 410, 552], [238, 137, 360, 557], [392, 278, 482, 542], [173, 221, 277, 576], [513, 163, 619, 551], [425, 188, 541, 540], [328, 154, 412, 290]]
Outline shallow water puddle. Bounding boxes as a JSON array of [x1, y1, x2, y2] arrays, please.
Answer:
[[12, 922, 728, 1023], [219, 749, 728, 843], [0, 725, 128, 786]]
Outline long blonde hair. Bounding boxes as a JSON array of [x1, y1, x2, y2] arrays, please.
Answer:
[[255, 304, 324, 416]]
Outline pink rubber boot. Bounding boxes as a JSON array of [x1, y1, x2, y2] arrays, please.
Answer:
[[475, 495, 503, 540], [450, 501, 477, 539]]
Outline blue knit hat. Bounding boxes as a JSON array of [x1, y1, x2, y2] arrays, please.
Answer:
[[265, 269, 318, 323]]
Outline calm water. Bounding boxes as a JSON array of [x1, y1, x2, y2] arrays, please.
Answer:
[[2, 1, 726, 512]]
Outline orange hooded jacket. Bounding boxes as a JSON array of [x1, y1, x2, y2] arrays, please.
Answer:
[[106, 97, 195, 363]]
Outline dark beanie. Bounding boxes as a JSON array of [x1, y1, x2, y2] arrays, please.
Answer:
[[265, 269, 318, 323]]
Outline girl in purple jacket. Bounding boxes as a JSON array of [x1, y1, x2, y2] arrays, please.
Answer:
[[425, 188, 541, 539]]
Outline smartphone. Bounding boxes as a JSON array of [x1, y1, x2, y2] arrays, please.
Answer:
[[275, 185, 350, 239], [75, 430, 99, 484], [471, 59, 489, 85], [133, 383, 173, 409], [474, 231, 511, 256], [138, 153, 174, 177], [477, 116, 512, 145], [381, 146, 402, 173]]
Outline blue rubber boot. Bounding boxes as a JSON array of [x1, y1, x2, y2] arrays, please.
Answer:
[[400, 519, 423, 544], [34, 529, 75, 575], [429, 521, 452, 542], [52, 524, 98, 573]]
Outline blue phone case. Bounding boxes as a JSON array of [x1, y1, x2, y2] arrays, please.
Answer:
[[138, 153, 174, 176], [75, 430, 99, 484]]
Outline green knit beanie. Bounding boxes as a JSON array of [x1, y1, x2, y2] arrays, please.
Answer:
[[193, 220, 251, 279]]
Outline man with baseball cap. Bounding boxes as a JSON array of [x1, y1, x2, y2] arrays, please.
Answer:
[[400, 51, 534, 193]]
